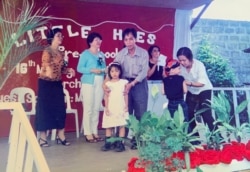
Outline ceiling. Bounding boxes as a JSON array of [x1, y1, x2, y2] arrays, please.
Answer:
[[80, 0, 213, 10]]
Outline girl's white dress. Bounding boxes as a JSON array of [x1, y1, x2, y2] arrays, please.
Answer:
[[102, 79, 129, 128]]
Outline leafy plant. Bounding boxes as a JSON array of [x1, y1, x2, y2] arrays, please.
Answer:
[[0, 0, 50, 89], [127, 106, 202, 172], [201, 124, 224, 150], [207, 91, 250, 143], [196, 37, 236, 87]]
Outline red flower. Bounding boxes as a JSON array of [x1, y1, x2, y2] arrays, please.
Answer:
[[189, 150, 201, 168], [128, 157, 138, 167], [246, 140, 250, 150], [220, 145, 233, 164], [245, 150, 250, 161], [172, 151, 184, 160], [127, 157, 145, 172], [128, 142, 250, 172], [230, 142, 246, 161], [199, 149, 220, 165]]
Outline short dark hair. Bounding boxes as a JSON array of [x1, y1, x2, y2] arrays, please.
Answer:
[[176, 47, 193, 61], [87, 32, 102, 48], [122, 28, 137, 40], [47, 28, 62, 45], [107, 62, 123, 79], [148, 45, 160, 58]]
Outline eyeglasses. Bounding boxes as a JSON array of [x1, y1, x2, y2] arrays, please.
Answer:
[[153, 49, 160, 52]]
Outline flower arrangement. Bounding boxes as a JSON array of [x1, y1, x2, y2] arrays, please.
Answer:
[[128, 141, 250, 172], [126, 91, 250, 172], [127, 106, 201, 172]]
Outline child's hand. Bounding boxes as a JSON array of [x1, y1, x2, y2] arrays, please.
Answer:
[[124, 84, 131, 94]]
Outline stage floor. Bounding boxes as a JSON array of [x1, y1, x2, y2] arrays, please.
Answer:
[[0, 131, 137, 172], [1, 131, 250, 172]]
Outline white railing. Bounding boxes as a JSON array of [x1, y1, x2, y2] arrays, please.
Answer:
[[0, 102, 50, 172], [147, 81, 250, 128], [213, 87, 250, 128]]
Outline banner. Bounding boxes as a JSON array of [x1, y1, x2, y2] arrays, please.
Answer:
[[0, 1, 175, 136]]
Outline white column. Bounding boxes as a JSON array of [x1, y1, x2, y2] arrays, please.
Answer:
[[173, 9, 192, 58]]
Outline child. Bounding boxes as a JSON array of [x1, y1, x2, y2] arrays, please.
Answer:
[[101, 62, 128, 152], [162, 60, 188, 120]]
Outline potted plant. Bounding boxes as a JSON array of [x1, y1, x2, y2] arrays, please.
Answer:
[[127, 106, 202, 172], [127, 91, 250, 172]]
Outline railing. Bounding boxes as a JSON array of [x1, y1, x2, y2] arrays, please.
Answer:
[[147, 81, 250, 128], [0, 102, 50, 172], [212, 87, 250, 128]]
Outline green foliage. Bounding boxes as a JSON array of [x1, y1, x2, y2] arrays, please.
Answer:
[[206, 92, 232, 123], [0, 0, 50, 89], [203, 124, 224, 150], [196, 37, 236, 87], [208, 91, 250, 143], [127, 106, 202, 172]]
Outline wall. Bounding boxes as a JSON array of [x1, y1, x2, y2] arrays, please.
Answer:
[[0, 1, 175, 137], [191, 19, 250, 85]]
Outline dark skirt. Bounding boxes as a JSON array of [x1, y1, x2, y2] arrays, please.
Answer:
[[35, 79, 66, 131]]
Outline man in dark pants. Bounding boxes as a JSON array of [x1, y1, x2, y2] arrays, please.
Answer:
[[114, 28, 149, 149]]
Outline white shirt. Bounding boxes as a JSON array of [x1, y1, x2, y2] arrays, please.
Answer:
[[180, 59, 213, 95]]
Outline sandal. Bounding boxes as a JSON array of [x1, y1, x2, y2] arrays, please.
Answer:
[[56, 137, 71, 146], [39, 138, 49, 147], [85, 136, 97, 143], [93, 135, 104, 142]]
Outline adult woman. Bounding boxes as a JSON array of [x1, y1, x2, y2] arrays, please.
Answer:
[[147, 45, 166, 116], [35, 28, 75, 147], [147, 45, 165, 80], [77, 32, 106, 143], [176, 47, 214, 132]]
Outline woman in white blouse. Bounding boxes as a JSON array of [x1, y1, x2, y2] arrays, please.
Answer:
[[176, 47, 214, 133]]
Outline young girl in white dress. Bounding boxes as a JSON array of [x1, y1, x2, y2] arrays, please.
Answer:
[[101, 62, 128, 152]]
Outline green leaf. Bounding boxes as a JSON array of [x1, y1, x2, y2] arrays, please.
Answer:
[[236, 100, 249, 114], [151, 84, 159, 99], [173, 105, 184, 127], [127, 115, 139, 133], [222, 122, 235, 131], [196, 166, 203, 172], [0, 0, 50, 89]]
